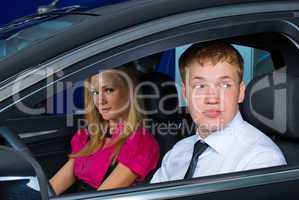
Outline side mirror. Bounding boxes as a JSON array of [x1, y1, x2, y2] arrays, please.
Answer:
[[0, 145, 49, 200]]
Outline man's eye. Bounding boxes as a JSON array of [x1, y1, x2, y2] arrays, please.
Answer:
[[220, 82, 232, 88], [195, 84, 207, 89]]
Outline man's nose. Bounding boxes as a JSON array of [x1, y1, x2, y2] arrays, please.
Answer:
[[205, 96, 219, 104], [204, 86, 220, 104]]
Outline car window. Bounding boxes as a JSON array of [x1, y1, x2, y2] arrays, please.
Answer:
[[26, 42, 281, 116], [252, 48, 275, 77]]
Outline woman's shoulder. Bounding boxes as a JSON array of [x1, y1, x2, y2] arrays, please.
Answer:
[[117, 125, 160, 181], [128, 125, 159, 148], [71, 129, 89, 153], [72, 128, 89, 140]]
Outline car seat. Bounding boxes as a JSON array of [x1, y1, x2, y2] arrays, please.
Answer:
[[241, 68, 299, 165], [138, 72, 195, 165]]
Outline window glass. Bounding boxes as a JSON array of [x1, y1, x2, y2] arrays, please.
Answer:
[[252, 48, 275, 77], [29, 44, 278, 115]]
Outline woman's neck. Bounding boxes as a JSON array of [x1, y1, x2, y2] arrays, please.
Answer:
[[108, 119, 127, 134]]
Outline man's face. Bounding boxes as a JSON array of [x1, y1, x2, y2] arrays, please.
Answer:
[[182, 60, 245, 136]]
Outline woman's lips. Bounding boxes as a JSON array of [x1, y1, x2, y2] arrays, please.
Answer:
[[203, 109, 222, 118], [101, 107, 112, 113]]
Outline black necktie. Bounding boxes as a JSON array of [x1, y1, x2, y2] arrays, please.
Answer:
[[184, 140, 208, 179]]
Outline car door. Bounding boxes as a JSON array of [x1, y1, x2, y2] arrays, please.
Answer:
[[0, 1, 299, 200], [3, 108, 80, 178]]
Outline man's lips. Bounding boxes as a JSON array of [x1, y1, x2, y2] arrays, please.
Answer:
[[203, 109, 222, 118]]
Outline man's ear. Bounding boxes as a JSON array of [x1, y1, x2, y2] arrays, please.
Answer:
[[238, 81, 246, 103]]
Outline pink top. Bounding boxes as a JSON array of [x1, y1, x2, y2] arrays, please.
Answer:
[[71, 124, 160, 189]]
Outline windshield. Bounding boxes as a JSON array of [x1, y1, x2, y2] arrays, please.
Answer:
[[0, 14, 94, 61]]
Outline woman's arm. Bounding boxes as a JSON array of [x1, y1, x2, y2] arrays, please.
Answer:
[[98, 162, 137, 191], [49, 159, 76, 195]]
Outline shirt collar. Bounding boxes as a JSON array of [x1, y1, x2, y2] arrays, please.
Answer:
[[196, 112, 244, 154]]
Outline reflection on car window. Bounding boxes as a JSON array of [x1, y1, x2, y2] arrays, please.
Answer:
[[28, 43, 280, 116], [0, 16, 92, 61], [252, 48, 275, 77]]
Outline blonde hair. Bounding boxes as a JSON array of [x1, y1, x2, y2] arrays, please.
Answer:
[[70, 64, 143, 162], [179, 42, 244, 83]]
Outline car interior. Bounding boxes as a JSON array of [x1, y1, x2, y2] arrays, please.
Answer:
[[242, 67, 299, 165], [0, 31, 298, 197]]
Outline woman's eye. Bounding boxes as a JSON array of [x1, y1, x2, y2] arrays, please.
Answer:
[[91, 90, 99, 96], [105, 88, 114, 94]]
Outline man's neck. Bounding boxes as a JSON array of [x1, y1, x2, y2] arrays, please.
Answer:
[[197, 128, 217, 139], [197, 111, 241, 139]]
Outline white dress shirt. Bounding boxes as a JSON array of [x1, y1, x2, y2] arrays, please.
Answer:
[[151, 112, 287, 183]]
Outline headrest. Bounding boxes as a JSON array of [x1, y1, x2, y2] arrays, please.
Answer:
[[138, 72, 179, 121], [242, 68, 299, 139]]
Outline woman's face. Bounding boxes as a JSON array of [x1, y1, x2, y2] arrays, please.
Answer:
[[90, 71, 131, 122]]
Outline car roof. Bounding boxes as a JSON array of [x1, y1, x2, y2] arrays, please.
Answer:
[[0, 0, 296, 83]]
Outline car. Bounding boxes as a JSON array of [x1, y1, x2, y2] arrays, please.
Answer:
[[0, 0, 299, 199]]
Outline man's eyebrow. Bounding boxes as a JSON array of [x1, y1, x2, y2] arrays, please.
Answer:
[[219, 76, 233, 80], [191, 76, 234, 81]]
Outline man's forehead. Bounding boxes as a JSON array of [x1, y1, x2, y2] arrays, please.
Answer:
[[186, 61, 239, 80], [191, 75, 235, 81]]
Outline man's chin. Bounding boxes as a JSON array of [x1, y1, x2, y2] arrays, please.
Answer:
[[197, 122, 224, 133]]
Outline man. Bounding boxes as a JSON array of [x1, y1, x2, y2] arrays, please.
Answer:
[[151, 42, 286, 183]]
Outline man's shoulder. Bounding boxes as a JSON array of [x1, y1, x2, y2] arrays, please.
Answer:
[[229, 120, 287, 167], [237, 120, 270, 143], [236, 120, 284, 156]]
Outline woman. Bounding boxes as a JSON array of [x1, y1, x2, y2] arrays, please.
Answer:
[[50, 65, 160, 195]]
